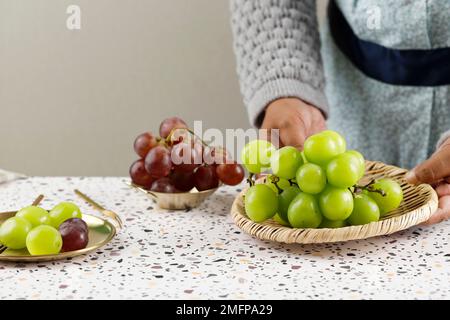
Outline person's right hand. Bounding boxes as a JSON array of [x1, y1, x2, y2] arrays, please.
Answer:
[[405, 138, 450, 224], [261, 98, 326, 149]]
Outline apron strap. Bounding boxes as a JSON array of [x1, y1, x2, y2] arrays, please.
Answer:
[[328, 0, 450, 86]]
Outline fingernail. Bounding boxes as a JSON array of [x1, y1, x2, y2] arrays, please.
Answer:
[[405, 170, 418, 185]]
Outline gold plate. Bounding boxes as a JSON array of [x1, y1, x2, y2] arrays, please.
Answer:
[[0, 211, 116, 262]]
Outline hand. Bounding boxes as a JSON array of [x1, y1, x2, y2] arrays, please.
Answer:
[[405, 138, 450, 224], [261, 98, 326, 149], [427, 183, 450, 225]]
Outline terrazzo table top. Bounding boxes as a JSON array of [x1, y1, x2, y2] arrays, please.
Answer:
[[0, 177, 449, 300]]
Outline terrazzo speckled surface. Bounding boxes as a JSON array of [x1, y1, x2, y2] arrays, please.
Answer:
[[0, 177, 449, 300]]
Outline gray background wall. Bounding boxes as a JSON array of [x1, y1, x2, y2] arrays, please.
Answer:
[[0, 0, 327, 176]]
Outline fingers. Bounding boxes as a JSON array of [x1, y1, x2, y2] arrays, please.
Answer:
[[423, 195, 450, 225], [260, 127, 283, 148], [423, 209, 448, 225], [435, 183, 450, 197], [262, 114, 306, 149], [277, 107, 322, 150], [260, 98, 326, 150], [309, 108, 327, 135], [281, 126, 307, 150], [405, 145, 450, 185]]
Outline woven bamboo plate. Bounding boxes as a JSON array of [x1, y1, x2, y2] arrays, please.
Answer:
[[231, 161, 439, 244]]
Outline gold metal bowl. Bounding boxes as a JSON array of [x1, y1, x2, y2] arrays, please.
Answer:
[[127, 182, 218, 210], [0, 211, 117, 262]]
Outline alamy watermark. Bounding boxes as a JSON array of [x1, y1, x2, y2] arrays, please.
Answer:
[[66, 5, 81, 30], [169, 121, 279, 165]]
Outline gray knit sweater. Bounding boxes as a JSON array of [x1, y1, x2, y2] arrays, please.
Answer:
[[230, 0, 450, 168], [230, 0, 328, 126]]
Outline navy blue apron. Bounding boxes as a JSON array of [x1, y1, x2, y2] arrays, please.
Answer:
[[328, 0, 450, 86]]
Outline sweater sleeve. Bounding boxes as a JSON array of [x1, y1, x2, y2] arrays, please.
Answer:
[[230, 0, 328, 127]]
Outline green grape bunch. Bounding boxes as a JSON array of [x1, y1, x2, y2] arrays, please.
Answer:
[[0, 202, 89, 256], [241, 131, 404, 229]]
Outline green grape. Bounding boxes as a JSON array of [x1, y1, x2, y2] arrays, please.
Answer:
[[304, 132, 345, 166], [321, 130, 346, 153], [26, 225, 62, 255], [320, 218, 347, 229], [347, 150, 365, 178], [16, 206, 50, 227], [270, 146, 303, 179], [326, 152, 363, 188], [347, 194, 380, 226], [319, 186, 354, 221], [288, 193, 322, 228], [241, 140, 275, 174], [278, 186, 301, 222], [0, 217, 32, 249], [273, 213, 290, 227], [265, 175, 291, 194], [296, 163, 327, 194], [367, 179, 403, 216], [244, 184, 278, 222], [49, 202, 82, 228]]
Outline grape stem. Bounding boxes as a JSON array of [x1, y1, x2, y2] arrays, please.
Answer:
[[349, 187, 356, 198], [288, 179, 299, 187], [365, 186, 386, 197], [353, 180, 386, 197], [186, 128, 209, 147], [164, 129, 176, 145], [246, 173, 255, 187], [268, 175, 284, 194]]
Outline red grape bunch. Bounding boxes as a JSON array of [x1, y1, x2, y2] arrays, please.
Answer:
[[129, 117, 245, 193]]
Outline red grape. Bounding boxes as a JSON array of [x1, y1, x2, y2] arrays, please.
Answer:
[[171, 142, 202, 166], [203, 146, 232, 165], [216, 162, 245, 186], [194, 165, 219, 191], [150, 177, 180, 193], [159, 117, 188, 139], [145, 145, 172, 179], [170, 166, 195, 192], [134, 132, 158, 158], [130, 159, 154, 188], [63, 217, 88, 232], [59, 218, 89, 252], [174, 163, 198, 173]]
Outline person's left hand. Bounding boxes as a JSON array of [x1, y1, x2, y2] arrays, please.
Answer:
[[405, 138, 450, 225]]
